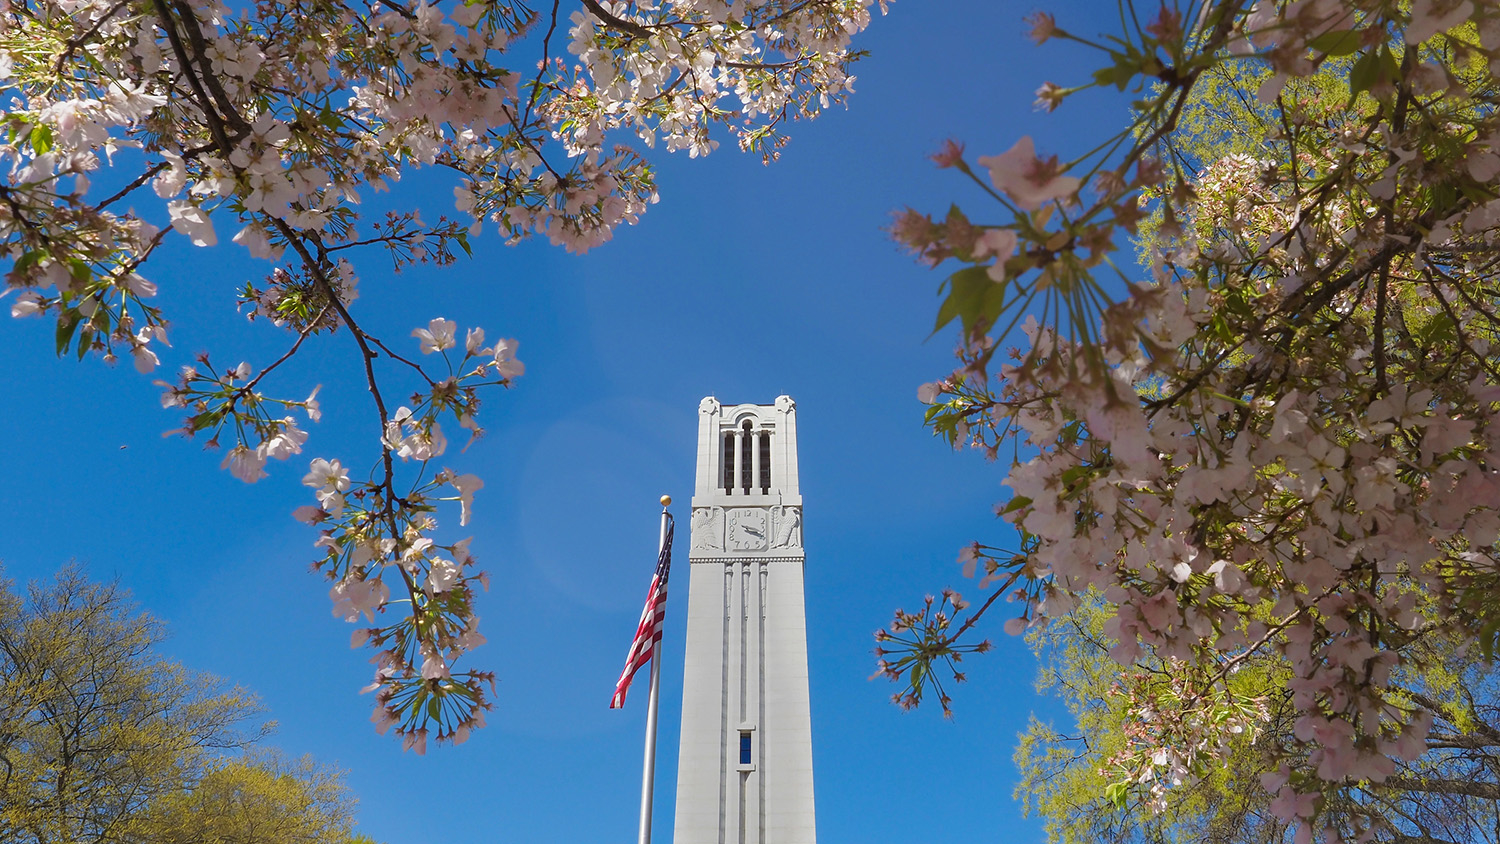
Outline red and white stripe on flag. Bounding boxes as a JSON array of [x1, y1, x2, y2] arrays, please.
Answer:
[[610, 515, 674, 709]]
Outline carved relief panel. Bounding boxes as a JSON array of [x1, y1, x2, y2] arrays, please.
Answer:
[[772, 505, 802, 549], [691, 507, 724, 551], [693, 506, 801, 555]]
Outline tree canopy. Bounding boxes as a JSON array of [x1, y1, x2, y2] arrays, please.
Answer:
[[0, 0, 885, 745], [1016, 595, 1500, 844], [0, 566, 374, 844], [877, 1, 1500, 839]]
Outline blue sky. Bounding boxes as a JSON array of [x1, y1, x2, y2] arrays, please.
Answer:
[[3, 2, 1128, 841]]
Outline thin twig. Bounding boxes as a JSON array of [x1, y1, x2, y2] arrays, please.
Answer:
[[243, 304, 333, 392]]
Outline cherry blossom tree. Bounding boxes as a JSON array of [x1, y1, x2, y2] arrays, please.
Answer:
[[880, 0, 1500, 838], [0, 0, 885, 749], [1015, 594, 1500, 844]]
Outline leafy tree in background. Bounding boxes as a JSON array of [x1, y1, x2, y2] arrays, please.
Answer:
[[141, 752, 375, 844], [0, 566, 374, 844], [1015, 596, 1500, 844], [878, 0, 1500, 838], [0, 0, 885, 745]]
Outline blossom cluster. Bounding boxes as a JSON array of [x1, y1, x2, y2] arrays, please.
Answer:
[[551, 0, 886, 164], [293, 317, 521, 752], [0, 0, 882, 744], [885, 0, 1500, 837], [871, 588, 992, 717], [156, 355, 319, 480]]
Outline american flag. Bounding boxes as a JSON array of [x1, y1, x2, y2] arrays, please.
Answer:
[[610, 513, 675, 709]]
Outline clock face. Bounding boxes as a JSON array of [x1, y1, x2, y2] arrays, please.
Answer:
[[726, 509, 769, 552]]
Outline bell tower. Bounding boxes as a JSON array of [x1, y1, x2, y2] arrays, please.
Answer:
[[673, 396, 815, 844]]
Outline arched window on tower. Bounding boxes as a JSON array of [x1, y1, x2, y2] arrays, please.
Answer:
[[722, 430, 735, 494], [741, 420, 753, 494], [759, 431, 771, 493]]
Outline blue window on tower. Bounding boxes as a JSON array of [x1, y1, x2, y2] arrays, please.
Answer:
[[739, 732, 752, 765]]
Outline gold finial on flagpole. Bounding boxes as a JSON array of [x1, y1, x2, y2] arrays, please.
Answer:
[[660, 495, 672, 508]]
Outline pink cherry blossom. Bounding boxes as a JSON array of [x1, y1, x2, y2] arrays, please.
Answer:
[[449, 472, 483, 525], [403, 728, 428, 755], [370, 706, 398, 735], [9, 292, 44, 318], [1406, 0, 1473, 44], [412, 318, 457, 354], [303, 457, 350, 494], [491, 338, 524, 380], [396, 423, 447, 461], [976, 136, 1081, 210], [262, 418, 308, 460], [166, 200, 217, 247], [427, 558, 460, 594], [130, 344, 159, 373], [221, 444, 268, 483], [465, 326, 486, 355], [420, 645, 450, 680], [303, 386, 322, 422], [329, 576, 390, 623], [292, 505, 327, 524]]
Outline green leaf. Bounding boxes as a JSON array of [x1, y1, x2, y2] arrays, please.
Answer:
[[1308, 29, 1361, 57], [1092, 61, 1136, 92], [69, 258, 92, 289], [1380, 43, 1400, 77], [1090, 48, 1144, 92], [1104, 781, 1129, 810], [29, 124, 52, 156], [1208, 313, 1235, 345], [75, 328, 93, 359], [933, 265, 1007, 336], [1060, 465, 1091, 488], [1225, 287, 1254, 319], [1418, 312, 1457, 347], [1348, 49, 1381, 100], [1001, 496, 1033, 515], [55, 310, 81, 357], [1059, 420, 1083, 446], [13, 249, 43, 276], [1480, 617, 1500, 663]]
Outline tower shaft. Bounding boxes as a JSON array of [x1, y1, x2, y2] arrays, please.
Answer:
[[674, 396, 815, 844]]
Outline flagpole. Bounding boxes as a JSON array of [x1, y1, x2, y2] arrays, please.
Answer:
[[638, 495, 671, 844]]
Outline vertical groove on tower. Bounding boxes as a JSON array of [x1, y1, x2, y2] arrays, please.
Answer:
[[740, 565, 748, 722], [757, 561, 767, 844], [719, 566, 731, 844]]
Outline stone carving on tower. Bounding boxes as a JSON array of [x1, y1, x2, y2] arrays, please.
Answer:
[[691, 507, 724, 551], [772, 506, 801, 549], [675, 396, 815, 844]]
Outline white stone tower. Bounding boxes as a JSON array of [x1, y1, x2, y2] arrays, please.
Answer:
[[673, 396, 815, 844]]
